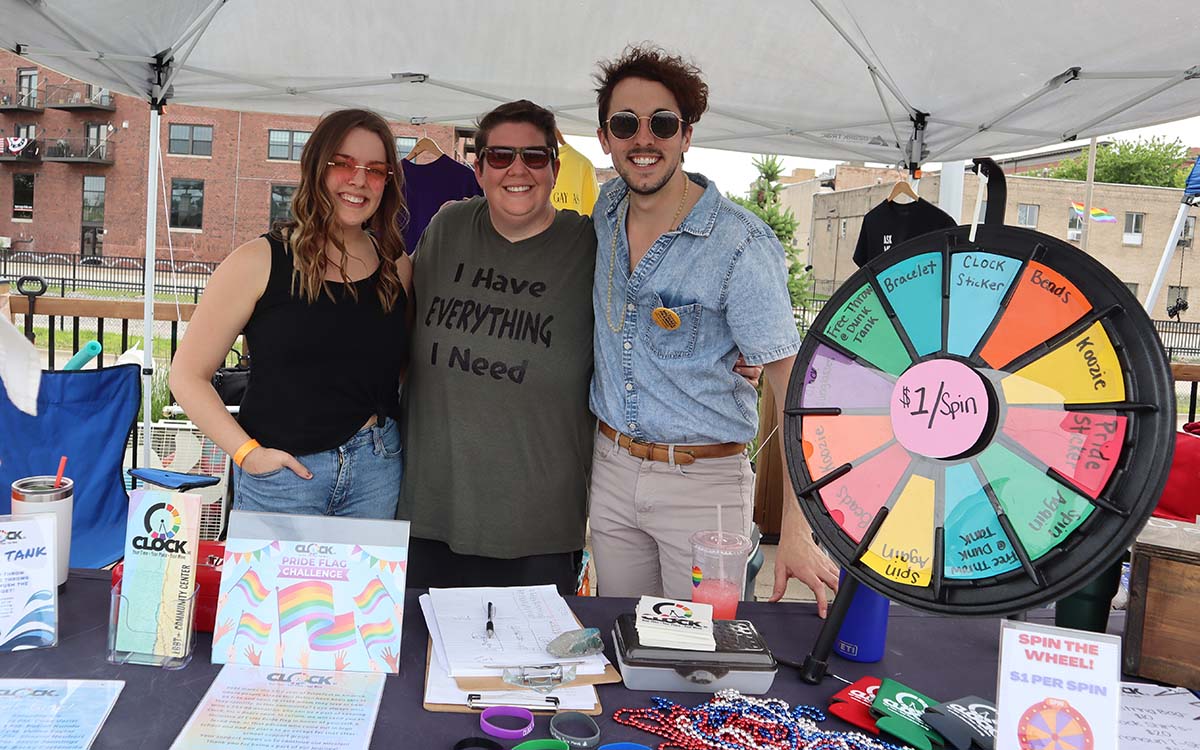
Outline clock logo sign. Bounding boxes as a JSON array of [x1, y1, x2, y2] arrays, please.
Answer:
[[143, 502, 182, 540]]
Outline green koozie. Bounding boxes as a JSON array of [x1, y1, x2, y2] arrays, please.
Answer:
[[871, 678, 945, 750]]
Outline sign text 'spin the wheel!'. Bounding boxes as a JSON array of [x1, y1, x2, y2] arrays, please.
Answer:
[[784, 225, 1175, 615], [1016, 698, 1094, 750]]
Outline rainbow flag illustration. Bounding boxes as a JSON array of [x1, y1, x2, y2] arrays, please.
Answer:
[[237, 612, 273, 645], [232, 569, 270, 606], [277, 581, 336, 633], [357, 618, 397, 650], [1071, 202, 1118, 223], [353, 578, 392, 615], [307, 612, 358, 651]]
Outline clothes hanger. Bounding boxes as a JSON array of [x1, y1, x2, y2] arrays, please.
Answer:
[[405, 133, 445, 164], [887, 179, 919, 204]]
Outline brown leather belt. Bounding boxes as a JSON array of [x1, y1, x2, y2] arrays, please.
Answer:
[[598, 421, 746, 466]]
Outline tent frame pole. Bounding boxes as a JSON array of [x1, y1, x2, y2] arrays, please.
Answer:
[[1145, 202, 1196, 316]]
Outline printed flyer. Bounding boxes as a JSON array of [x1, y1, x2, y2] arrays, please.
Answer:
[[170, 665, 384, 750], [0, 514, 57, 651], [113, 489, 202, 658], [996, 620, 1120, 750], [0, 679, 124, 750], [213, 511, 409, 674]]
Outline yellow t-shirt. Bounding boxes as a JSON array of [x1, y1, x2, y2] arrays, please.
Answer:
[[552, 143, 599, 216]]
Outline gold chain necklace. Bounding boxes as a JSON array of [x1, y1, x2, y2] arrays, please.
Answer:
[[604, 177, 691, 333]]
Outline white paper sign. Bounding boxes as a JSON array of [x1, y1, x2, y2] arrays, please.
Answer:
[[0, 514, 58, 651], [171, 665, 384, 750], [1119, 682, 1200, 749], [996, 621, 1121, 750], [0, 679, 124, 750]]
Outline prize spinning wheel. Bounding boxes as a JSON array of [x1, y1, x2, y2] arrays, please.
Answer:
[[784, 224, 1174, 616]]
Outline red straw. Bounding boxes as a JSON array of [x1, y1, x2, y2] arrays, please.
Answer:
[[54, 456, 68, 488]]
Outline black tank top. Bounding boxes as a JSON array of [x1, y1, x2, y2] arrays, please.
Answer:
[[238, 233, 408, 455]]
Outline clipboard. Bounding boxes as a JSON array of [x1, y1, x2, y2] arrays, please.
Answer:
[[423, 639, 604, 716]]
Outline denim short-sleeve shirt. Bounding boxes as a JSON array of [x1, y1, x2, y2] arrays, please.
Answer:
[[590, 172, 801, 444]]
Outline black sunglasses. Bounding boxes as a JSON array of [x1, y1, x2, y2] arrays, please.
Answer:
[[605, 110, 684, 140], [479, 146, 556, 170]]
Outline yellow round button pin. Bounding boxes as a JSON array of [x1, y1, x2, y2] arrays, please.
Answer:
[[652, 306, 682, 331]]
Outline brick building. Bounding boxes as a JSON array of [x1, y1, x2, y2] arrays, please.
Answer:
[[804, 170, 1200, 320], [0, 50, 460, 263]]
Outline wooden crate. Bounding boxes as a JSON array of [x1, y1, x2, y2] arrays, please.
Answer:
[[1123, 517, 1200, 689]]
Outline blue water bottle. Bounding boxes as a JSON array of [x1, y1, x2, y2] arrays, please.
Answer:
[[834, 570, 890, 662]]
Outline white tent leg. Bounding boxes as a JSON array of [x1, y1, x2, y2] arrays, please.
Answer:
[[1081, 137, 1098, 252], [1144, 203, 1192, 316], [141, 107, 160, 469]]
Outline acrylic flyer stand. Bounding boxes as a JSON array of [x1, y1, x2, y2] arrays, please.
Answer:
[[106, 580, 199, 669], [784, 162, 1176, 681]]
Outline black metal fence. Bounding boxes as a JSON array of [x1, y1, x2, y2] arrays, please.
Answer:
[[1155, 319, 1200, 359], [1, 251, 216, 302]]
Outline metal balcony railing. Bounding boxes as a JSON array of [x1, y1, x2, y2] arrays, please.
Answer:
[[44, 83, 115, 110], [0, 85, 44, 110], [41, 136, 115, 163], [0, 137, 41, 162]]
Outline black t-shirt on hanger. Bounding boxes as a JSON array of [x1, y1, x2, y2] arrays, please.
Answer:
[[852, 198, 956, 267]]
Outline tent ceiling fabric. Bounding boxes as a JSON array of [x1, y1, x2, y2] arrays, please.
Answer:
[[3, 0, 1199, 163]]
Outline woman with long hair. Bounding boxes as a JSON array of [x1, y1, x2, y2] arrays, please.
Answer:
[[171, 108, 412, 518]]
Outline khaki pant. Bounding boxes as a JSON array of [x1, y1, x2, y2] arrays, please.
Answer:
[[589, 431, 754, 600]]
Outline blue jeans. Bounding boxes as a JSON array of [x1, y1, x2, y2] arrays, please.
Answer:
[[232, 419, 402, 518]]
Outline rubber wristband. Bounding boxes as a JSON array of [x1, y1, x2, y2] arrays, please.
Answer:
[[479, 705, 535, 739], [513, 741, 570, 750], [232, 439, 260, 467], [549, 712, 601, 748], [453, 739, 504, 750]]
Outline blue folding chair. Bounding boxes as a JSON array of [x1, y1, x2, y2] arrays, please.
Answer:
[[0, 364, 140, 568]]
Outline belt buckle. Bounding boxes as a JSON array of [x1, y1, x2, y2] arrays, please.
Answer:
[[626, 439, 653, 460]]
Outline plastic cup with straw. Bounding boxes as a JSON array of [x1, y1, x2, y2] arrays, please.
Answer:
[[690, 504, 751, 620]]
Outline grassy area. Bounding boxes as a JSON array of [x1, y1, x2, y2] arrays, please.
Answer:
[[27, 324, 174, 360]]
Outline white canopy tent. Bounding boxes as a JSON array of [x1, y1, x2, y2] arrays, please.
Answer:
[[3, 0, 1199, 464]]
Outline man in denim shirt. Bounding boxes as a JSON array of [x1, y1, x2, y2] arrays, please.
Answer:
[[589, 46, 840, 615]]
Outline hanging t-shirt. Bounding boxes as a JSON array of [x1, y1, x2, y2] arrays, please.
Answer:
[[853, 197, 956, 267], [398, 198, 597, 558], [551, 143, 599, 216], [401, 155, 483, 253]]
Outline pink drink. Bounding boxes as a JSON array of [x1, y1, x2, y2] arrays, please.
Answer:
[[693, 578, 742, 620]]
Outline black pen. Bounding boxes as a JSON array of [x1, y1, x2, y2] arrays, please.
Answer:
[[486, 601, 495, 639]]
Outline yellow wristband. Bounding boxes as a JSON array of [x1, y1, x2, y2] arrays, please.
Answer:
[[233, 439, 261, 467]]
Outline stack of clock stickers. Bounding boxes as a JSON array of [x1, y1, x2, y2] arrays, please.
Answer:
[[785, 224, 1174, 616]]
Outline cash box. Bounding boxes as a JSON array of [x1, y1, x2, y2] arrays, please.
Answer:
[[613, 613, 777, 694]]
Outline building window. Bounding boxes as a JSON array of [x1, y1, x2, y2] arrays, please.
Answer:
[[12, 174, 34, 220], [1124, 212, 1145, 246], [839, 219, 847, 238], [1068, 210, 1083, 241], [1168, 285, 1189, 307], [170, 179, 204, 229], [168, 124, 213, 156], [1180, 216, 1196, 250], [395, 136, 417, 158], [1017, 203, 1039, 228], [14, 123, 35, 140], [17, 68, 38, 106], [268, 129, 310, 161], [82, 176, 106, 224], [1123, 282, 1139, 299], [269, 184, 296, 226]]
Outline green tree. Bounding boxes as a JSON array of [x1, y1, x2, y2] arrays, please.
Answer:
[[728, 155, 813, 307], [1043, 137, 1191, 188]]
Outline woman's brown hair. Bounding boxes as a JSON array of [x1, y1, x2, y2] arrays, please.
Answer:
[[273, 108, 408, 312]]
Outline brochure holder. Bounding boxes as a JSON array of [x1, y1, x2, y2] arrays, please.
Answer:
[[106, 579, 198, 669]]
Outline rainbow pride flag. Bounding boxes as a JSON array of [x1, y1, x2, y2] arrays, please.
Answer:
[[357, 618, 397, 650], [307, 612, 358, 651], [277, 581, 335, 633], [1071, 202, 1118, 223], [237, 612, 273, 644], [353, 578, 392, 615], [232, 569, 270, 605]]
